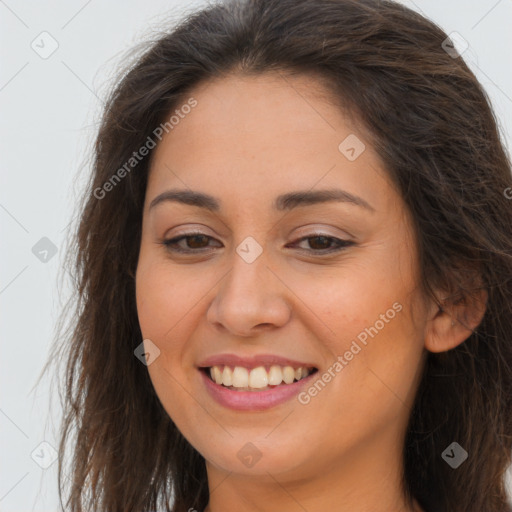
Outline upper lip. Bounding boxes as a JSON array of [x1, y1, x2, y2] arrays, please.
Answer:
[[197, 353, 317, 370]]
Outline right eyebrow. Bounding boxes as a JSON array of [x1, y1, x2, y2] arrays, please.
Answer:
[[149, 189, 220, 212]]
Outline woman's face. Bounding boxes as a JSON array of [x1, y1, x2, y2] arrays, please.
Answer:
[[136, 72, 429, 487]]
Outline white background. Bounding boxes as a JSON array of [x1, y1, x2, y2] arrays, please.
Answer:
[[1, 0, 511, 510]]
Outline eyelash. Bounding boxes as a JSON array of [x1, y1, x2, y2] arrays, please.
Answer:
[[160, 232, 354, 255]]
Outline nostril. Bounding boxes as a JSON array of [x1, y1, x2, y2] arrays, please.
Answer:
[[255, 323, 273, 329]]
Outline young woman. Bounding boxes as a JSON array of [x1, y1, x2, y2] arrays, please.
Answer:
[[47, 0, 512, 511]]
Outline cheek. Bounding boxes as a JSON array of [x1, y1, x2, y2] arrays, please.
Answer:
[[295, 254, 424, 409], [135, 260, 197, 410], [135, 259, 205, 426], [136, 257, 206, 343], [291, 260, 409, 350]]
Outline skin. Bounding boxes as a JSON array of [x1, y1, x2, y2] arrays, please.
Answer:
[[135, 72, 483, 512]]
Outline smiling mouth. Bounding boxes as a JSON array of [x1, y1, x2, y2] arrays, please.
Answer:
[[200, 365, 318, 391]]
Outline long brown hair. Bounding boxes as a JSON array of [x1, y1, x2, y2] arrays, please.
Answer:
[[42, 0, 512, 510]]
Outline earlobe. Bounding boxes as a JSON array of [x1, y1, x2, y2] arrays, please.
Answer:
[[424, 288, 488, 353]]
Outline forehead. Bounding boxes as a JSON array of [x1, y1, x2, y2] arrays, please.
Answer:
[[157, 71, 347, 147], [152, 71, 357, 163], [146, 72, 395, 215]]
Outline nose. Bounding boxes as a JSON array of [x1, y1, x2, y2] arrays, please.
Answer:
[[206, 249, 292, 337]]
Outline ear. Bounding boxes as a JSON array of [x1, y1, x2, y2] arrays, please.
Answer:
[[424, 286, 488, 353]]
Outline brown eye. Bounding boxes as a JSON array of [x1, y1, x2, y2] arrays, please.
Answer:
[[288, 234, 354, 254], [185, 234, 210, 248], [162, 233, 222, 253], [307, 236, 332, 250]]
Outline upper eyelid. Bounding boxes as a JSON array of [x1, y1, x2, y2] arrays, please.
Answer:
[[163, 232, 353, 252], [165, 223, 354, 239], [165, 231, 350, 242]]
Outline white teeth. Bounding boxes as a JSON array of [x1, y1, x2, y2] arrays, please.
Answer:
[[282, 366, 295, 384], [211, 366, 223, 385], [221, 366, 233, 386], [248, 366, 268, 388], [268, 365, 283, 385], [232, 367, 249, 387], [208, 364, 313, 389]]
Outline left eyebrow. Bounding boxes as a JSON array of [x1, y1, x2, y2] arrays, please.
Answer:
[[274, 189, 375, 212], [148, 188, 375, 213]]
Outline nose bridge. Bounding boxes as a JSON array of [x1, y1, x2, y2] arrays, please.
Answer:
[[227, 252, 266, 301], [222, 233, 271, 297], [206, 240, 291, 335]]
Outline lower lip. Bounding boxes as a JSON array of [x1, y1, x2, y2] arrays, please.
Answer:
[[199, 369, 317, 411]]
